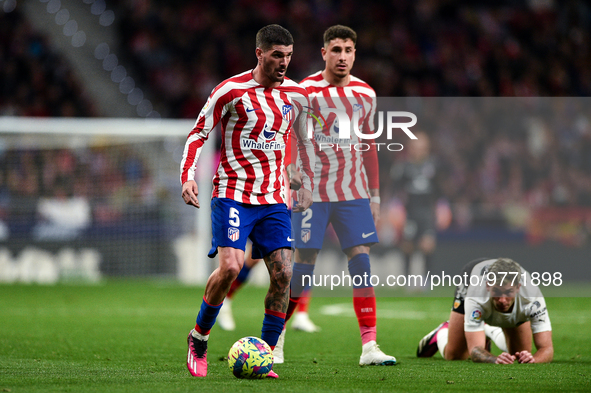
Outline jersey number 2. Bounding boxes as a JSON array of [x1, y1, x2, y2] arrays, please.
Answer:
[[301, 208, 313, 228]]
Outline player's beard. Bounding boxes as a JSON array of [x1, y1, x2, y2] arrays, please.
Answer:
[[332, 62, 350, 78], [264, 61, 286, 83]]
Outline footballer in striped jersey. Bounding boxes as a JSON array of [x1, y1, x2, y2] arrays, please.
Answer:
[[181, 24, 315, 378], [283, 25, 397, 366]]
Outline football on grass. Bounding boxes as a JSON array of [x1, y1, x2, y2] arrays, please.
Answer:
[[228, 336, 274, 379]]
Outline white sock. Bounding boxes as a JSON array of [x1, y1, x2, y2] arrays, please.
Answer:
[[436, 327, 449, 358], [191, 330, 209, 341], [484, 324, 507, 352]]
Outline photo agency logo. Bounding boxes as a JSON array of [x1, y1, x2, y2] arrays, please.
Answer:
[[303, 101, 417, 152]]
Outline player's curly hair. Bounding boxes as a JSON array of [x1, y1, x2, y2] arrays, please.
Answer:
[[488, 258, 523, 286], [323, 25, 357, 46], [256, 24, 294, 51]]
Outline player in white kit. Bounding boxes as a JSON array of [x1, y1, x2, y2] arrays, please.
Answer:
[[417, 258, 554, 363]]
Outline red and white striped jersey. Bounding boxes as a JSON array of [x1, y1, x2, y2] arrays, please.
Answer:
[[300, 71, 380, 202], [181, 70, 314, 205]]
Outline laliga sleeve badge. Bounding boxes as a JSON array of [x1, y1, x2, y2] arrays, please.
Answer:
[[471, 309, 482, 321]]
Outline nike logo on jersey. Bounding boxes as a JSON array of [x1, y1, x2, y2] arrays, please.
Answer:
[[287, 237, 294, 241], [362, 232, 375, 238], [246, 107, 260, 112]]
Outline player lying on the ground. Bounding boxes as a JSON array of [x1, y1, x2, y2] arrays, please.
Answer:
[[417, 257, 553, 363]]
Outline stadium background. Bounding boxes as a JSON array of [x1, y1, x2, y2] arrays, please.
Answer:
[[1, 0, 590, 286]]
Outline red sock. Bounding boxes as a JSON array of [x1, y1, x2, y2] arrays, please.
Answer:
[[297, 289, 311, 313], [285, 297, 300, 324], [226, 278, 243, 299], [194, 324, 209, 335], [353, 287, 377, 345], [359, 326, 377, 345]]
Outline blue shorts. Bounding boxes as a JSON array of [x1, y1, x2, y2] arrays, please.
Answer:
[[292, 199, 378, 250], [209, 198, 292, 259]]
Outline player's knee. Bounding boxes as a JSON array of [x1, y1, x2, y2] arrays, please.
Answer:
[[296, 248, 317, 264], [219, 261, 242, 282], [345, 245, 370, 259], [271, 265, 292, 289]]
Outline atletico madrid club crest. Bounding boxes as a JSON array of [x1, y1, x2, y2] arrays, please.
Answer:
[[301, 229, 310, 243], [282, 105, 293, 123], [228, 227, 240, 242]]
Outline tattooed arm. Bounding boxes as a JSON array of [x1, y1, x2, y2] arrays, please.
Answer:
[[470, 346, 497, 363], [472, 346, 516, 364], [466, 331, 516, 364]]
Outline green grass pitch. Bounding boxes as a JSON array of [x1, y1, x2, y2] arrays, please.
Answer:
[[1, 280, 590, 392]]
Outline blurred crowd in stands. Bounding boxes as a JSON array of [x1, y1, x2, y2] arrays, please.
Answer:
[[113, 0, 591, 117], [1, 0, 591, 243], [377, 98, 591, 242], [0, 144, 156, 240], [0, 8, 95, 117], [113, 0, 591, 241]]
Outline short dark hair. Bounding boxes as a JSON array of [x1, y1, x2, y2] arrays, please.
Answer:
[[323, 25, 357, 46], [256, 24, 294, 51]]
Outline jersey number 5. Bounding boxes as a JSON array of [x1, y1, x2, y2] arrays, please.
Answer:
[[229, 207, 240, 227]]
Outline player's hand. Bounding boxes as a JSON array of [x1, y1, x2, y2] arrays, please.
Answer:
[[181, 180, 200, 208], [495, 352, 516, 364], [290, 171, 302, 191], [515, 350, 535, 363], [293, 188, 312, 212], [370, 201, 380, 226], [286, 164, 302, 191]]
